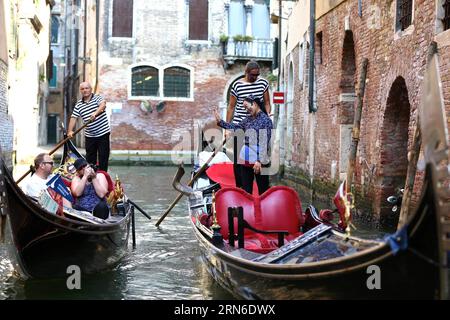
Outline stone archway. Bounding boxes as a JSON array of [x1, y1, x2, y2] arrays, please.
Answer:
[[377, 76, 411, 227], [339, 30, 356, 124], [337, 30, 356, 180]]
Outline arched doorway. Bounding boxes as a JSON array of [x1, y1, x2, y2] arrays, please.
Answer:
[[339, 30, 356, 124], [377, 76, 411, 228], [338, 30, 356, 179]]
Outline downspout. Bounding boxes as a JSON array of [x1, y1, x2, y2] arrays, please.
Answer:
[[63, 0, 69, 127], [308, 0, 316, 112], [274, 0, 282, 128], [82, 0, 87, 81], [94, 0, 99, 93]]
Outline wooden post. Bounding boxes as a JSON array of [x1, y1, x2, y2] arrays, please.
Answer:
[[397, 42, 438, 229], [346, 58, 369, 192]]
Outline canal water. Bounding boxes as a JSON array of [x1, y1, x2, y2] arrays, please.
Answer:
[[0, 165, 388, 300], [0, 165, 234, 300]]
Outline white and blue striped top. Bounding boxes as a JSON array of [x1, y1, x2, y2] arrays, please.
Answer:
[[230, 77, 269, 124], [72, 94, 110, 138]]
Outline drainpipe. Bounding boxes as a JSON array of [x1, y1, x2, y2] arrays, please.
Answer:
[[273, 0, 282, 128], [308, 0, 316, 112], [82, 0, 87, 81], [94, 0, 99, 93]]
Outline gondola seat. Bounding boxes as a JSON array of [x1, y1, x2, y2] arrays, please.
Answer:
[[214, 186, 304, 253], [61, 170, 115, 197]]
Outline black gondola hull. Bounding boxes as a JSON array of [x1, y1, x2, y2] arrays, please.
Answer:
[[188, 173, 440, 300], [193, 227, 438, 299], [1, 139, 132, 279], [5, 173, 131, 279]]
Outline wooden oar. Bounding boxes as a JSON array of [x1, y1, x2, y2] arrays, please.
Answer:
[[155, 137, 228, 227], [15, 120, 92, 184]]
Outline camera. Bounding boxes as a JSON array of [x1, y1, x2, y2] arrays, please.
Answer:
[[87, 164, 99, 182]]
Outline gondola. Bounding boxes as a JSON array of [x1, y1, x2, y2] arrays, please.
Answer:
[[172, 54, 449, 299], [0, 138, 133, 279]]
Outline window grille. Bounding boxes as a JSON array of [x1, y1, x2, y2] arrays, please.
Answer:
[[131, 66, 159, 96], [398, 0, 413, 31], [163, 67, 190, 98]]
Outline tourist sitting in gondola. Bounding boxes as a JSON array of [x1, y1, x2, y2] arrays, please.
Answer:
[[22, 153, 72, 211], [70, 158, 110, 219], [213, 95, 273, 195]]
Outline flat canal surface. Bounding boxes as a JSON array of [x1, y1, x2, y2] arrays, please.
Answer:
[[0, 165, 389, 300], [0, 165, 234, 299]]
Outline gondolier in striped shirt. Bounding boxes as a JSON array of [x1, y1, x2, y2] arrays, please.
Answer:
[[68, 82, 111, 172], [225, 60, 272, 188]]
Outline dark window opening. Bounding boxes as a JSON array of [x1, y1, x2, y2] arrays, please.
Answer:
[[112, 0, 133, 37], [189, 0, 208, 40], [132, 66, 159, 96], [163, 67, 190, 98], [397, 0, 413, 31], [316, 32, 323, 64], [51, 15, 59, 43], [444, 0, 450, 31]]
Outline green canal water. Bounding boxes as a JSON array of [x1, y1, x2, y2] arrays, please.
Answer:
[[0, 166, 233, 300], [0, 165, 388, 300]]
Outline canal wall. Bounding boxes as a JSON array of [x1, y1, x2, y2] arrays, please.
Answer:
[[280, 0, 450, 227]]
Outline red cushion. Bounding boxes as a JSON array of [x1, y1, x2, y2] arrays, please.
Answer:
[[206, 163, 259, 196], [214, 186, 304, 252], [97, 170, 114, 195]]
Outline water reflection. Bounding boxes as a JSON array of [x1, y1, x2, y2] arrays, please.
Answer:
[[0, 165, 386, 300], [0, 166, 233, 300]]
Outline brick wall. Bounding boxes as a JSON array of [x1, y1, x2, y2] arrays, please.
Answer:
[[0, 60, 13, 169], [98, 0, 272, 156], [282, 0, 450, 226]]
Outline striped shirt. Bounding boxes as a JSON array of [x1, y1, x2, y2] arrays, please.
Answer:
[[230, 77, 269, 124], [72, 94, 110, 138]]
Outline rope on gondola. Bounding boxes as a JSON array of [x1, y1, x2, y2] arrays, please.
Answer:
[[407, 247, 450, 269]]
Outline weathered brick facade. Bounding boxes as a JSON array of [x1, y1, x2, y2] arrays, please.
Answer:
[[0, 60, 13, 169], [98, 0, 272, 155], [282, 0, 450, 226]]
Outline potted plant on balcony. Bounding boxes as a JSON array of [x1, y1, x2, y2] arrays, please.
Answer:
[[232, 34, 244, 42], [220, 34, 229, 54]]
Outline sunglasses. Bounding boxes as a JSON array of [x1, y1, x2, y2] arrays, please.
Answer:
[[244, 95, 256, 103], [42, 161, 54, 166]]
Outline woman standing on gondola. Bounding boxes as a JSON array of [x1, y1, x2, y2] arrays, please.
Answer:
[[214, 95, 273, 195]]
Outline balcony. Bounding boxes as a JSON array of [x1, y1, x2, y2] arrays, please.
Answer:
[[222, 39, 273, 63]]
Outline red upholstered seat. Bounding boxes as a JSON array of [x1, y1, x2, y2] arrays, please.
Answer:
[[214, 186, 304, 253], [97, 170, 114, 196], [206, 163, 259, 196]]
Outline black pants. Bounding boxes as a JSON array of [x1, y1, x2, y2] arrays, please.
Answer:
[[85, 133, 110, 172], [233, 136, 243, 188], [240, 165, 270, 195]]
